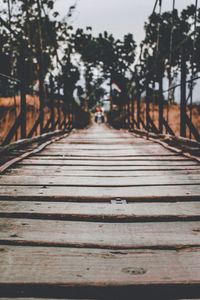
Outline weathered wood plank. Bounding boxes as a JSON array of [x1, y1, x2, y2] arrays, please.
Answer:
[[49, 146, 172, 153], [46, 142, 169, 147], [1, 123, 200, 300], [35, 150, 183, 156], [45, 143, 147, 149], [0, 175, 199, 187], [12, 165, 200, 171], [30, 155, 189, 161], [58, 140, 143, 145], [0, 246, 199, 289], [45, 144, 172, 150], [0, 185, 199, 201], [6, 168, 200, 177], [0, 218, 200, 249], [0, 201, 200, 222], [18, 159, 198, 166]]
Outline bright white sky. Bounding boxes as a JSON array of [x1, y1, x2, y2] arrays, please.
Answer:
[[55, 0, 194, 44]]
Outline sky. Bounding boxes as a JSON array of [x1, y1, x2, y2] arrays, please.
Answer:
[[55, 0, 195, 45]]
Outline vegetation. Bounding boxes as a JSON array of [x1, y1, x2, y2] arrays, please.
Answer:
[[0, 0, 199, 134], [0, 0, 137, 109], [135, 3, 200, 103]]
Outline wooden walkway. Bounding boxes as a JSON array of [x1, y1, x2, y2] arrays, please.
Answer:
[[0, 123, 200, 299]]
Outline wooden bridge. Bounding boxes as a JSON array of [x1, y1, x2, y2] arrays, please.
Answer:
[[0, 122, 200, 299]]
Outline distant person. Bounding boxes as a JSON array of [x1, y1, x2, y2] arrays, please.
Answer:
[[95, 106, 104, 124]]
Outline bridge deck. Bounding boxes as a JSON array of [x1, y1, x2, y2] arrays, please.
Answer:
[[0, 123, 200, 299]]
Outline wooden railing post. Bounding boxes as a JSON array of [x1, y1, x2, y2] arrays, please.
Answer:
[[36, 0, 45, 135], [146, 76, 150, 131], [126, 104, 129, 128], [180, 47, 187, 137], [131, 95, 134, 130], [158, 71, 164, 133], [136, 82, 141, 129], [64, 102, 67, 130], [19, 43, 26, 139], [49, 75, 55, 131], [63, 71, 71, 130], [57, 100, 61, 129], [38, 69, 45, 135]]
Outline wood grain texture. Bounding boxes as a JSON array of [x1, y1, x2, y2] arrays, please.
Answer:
[[12, 164, 200, 171], [29, 155, 189, 161], [0, 175, 199, 187], [18, 159, 197, 166], [0, 246, 199, 285], [0, 218, 200, 249], [5, 168, 200, 177], [0, 185, 199, 201], [0, 201, 200, 222], [0, 123, 200, 299]]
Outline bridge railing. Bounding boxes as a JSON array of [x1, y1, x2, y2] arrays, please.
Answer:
[[108, 72, 200, 140], [108, 0, 200, 142], [0, 72, 75, 146], [128, 72, 200, 141], [109, 74, 200, 142]]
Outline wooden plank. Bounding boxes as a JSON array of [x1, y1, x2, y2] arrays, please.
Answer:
[[0, 175, 199, 187], [0, 185, 199, 201], [0, 133, 70, 174], [1, 123, 200, 300], [18, 159, 198, 166], [0, 246, 199, 297], [47, 141, 167, 145], [53, 139, 168, 145], [37, 150, 181, 156], [59, 139, 140, 144], [62, 140, 152, 145], [11, 165, 200, 171], [45, 144, 142, 149], [6, 168, 200, 177], [36, 144, 173, 148], [30, 155, 189, 161], [0, 201, 200, 222], [46, 144, 169, 149], [0, 218, 200, 249]]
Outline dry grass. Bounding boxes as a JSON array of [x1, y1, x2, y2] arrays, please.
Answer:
[[131, 101, 200, 139], [0, 95, 64, 144], [1, 96, 200, 144], [0, 95, 40, 109]]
